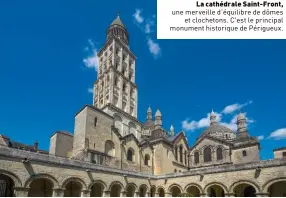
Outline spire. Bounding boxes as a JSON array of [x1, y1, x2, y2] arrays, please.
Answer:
[[155, 109, 162, 129], [210, 109, 217, 126], [147, 106, 152, 120], [170, 125, 175, 136], [107, 12, 129, 45], [236, 112, 249, 138]]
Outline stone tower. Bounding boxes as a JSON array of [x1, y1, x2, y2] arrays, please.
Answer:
[[210, 109, 217, 126], [236, 112, 249, 138], [93, 13, 138, 118]]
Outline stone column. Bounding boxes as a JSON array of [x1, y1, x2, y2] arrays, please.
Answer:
[[225, 193, 235, 197], [135, 191, 140, 197], [120, 191, 127, 197], [81, 190, 91, 197], [14, 187, 29, 197], [165, 192, 172, 197], [155, 192, 159, 197], [52, 188, 65, 197], [103, 191, 110, 197], [256, 193, 269, 197], [199, 193, 207, 197]]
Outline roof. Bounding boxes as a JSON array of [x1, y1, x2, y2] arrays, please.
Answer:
[[9, 140, 48, 154], [110, 16, 125, 28], [199, 124, 235, 141], [273, 147, 286, 151]]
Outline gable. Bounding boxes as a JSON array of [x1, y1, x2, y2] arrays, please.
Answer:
[[173, 132, 189, 150]]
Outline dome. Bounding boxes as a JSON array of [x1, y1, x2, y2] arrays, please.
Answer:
[[200, 124, 236, 141]]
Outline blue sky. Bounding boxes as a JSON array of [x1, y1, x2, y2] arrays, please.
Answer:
[[0, 1, 285, 160]]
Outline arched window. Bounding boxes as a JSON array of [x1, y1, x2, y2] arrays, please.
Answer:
[[185, 151, 187, 165], [174, 169, 177, 173], [283, 152, 286, 157], [194, 152, 199, 164], [105, 140, 115, 157], [175, 147, 178, 160], [242, 150, 247, 157], [114, 76, 118, 86], [179, 145, 183, 163], [204, 147, 212, 162], [127, 148, 134, 161], [144, 154, 150, 166], [217, 148, 223, 160]]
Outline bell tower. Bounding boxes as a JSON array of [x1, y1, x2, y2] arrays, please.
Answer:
[[93, 13, 138, 118]]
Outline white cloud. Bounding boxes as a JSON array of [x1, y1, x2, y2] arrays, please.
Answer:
[[182, 112, 222, 131], [257, 135, 264, 140], [132, 9, 161, 58], [133, 9, 144, 24], [182, 105, 255, 132], [221, 100, 253, 114], [268, 128, 286, 140], [147, 38, 161, 58], [87, 88, 93, 94], [83, 39, 98, 70], [145, 23, 151, 34]]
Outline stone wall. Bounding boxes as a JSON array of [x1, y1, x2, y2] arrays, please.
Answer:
[[0, 146, 286, 196]]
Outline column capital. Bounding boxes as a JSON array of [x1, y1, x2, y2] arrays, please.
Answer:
[[103, 190, 111, 197], [14, 187, 30, 197]]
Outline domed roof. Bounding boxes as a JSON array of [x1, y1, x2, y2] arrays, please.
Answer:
[[200, 124, 236, 141]]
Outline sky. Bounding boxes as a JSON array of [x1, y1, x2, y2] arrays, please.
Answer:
[[0, 1, 285, 160]]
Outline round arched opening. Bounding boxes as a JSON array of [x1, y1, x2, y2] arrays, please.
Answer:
[[105, 140, 115, 157], [139, 185, 147, 197], [207, 185, 225, 197], [268, 181, 286, 197], [28, 178, 53, 197], [170, 186, 181, 197], [63, 181, 82, 197], [110, 184, 122, 197], [233, 183, 256, 197], [186, 185, 200, 197], [0, 174, 15, 197], [150, 186, 156, 197], [126, 184, 136, 197], [91, 182, 104, 197], [158, 188, 165, 197]]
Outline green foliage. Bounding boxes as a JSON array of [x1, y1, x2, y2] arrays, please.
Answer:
[[177, 192, 195, 197]]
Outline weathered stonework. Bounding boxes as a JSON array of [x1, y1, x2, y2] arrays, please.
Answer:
[[0, 14, 286, 197]]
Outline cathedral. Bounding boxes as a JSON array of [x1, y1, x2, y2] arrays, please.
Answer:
[[0, 14, 286, 197]]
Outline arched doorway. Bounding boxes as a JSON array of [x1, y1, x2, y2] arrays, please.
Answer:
[[206, 185, 225, 197], [63, 181, 82, 197], [110, 183, 122, 197], [158, 188, 165, 197], [234, 184, 256, 197], [90, 182, 104, 197], [170, 186, 181, 197], [28, 178, 53, 197], [0, 174, 15, 197], [186, 185, 201, 197], [139, 185, 147, 197], [150, 186, 156, 197], [126, 184, 136, 197], [268, 181, 286, 197]]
